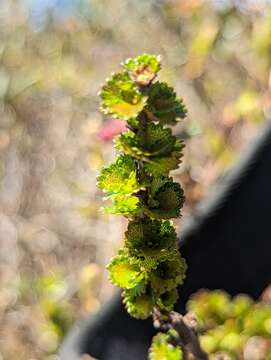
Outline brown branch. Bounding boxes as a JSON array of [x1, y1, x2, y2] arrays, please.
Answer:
[[153, 308, 208, 360], [170, 311, 208, 360]]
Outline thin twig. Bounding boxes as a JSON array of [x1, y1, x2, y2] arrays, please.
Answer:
[[153, 307, 208, 360], [170, 311, 208, 360]]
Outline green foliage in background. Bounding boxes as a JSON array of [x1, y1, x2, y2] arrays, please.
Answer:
[[149, 331, 183, 360], [187, 289, 271, 359], [17, 273, 73, 354]]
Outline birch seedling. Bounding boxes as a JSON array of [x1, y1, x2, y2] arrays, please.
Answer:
[[97, 54, 207, 360]]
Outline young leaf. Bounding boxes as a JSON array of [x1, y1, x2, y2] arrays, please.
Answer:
[[115, 122, 176, 158], [146, 82, 187, 125], [103, 195, 139, 216], [100, 72, 146, 119], [107, 251, 145, 290], [143, 140, 185, 175], [150, 255, 187, 295], [123, 290, 153, 319], [123, 53, 161, 86], [144, 176, 184, 219], [157, 289, 179, 313], [125, 219, 178, 265], [97, 155, 143, 196], [149, 332, 183, 360]]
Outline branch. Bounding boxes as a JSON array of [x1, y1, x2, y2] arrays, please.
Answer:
[[170, 311, 208, 360], [153, 308, 208, 360]]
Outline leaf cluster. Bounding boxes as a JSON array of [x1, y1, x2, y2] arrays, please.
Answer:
[[149, 331, 183, 360], [186, 289, 271, 359], [98, 54, 187, 321]]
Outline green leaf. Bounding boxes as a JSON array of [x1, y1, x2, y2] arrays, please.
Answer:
[[123, 290, 153, 319], [157, 288, 179, 312], [107, 251, 145, 290], [122, 53, 161, 86], [146, 82, 187, 125], [244, 304, 271, 337], [115, 122, 176, 158], [100, 71, 146, 120], [103, 195, 139, 216], [150, 254, 187, 295], [149, 332, 183, 360], [125, 219, 178, 267], [231, 294, 253, 318], [187, 290, 232, 326], [97, 155, 143, 197], [143, 140, 185, 175], [144, 176, 184, 219], [115, 125, 185, 176]]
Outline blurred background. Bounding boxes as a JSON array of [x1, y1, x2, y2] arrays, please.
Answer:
[[1, 0, 271, 358]]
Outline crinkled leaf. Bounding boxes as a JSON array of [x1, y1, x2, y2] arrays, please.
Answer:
[[143, 140, 185, 175], [103, 195, 139, 216], [123, 290, 153, 319], [149, 332, 183, 360], [144, 176, 184, 219], [150, 254, 187, 295], [125, 219, 178, 266], [100, 71, 146, 119], [97, 155, 143, 196], [137, 255, 161, 271], [107, 252, 145, 290], [123, 53, 161, 86], [157, 289, 179, 312], [125, 280, 147, 297], [115, 123, 176, 158], [146, 82, 187, 125]]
